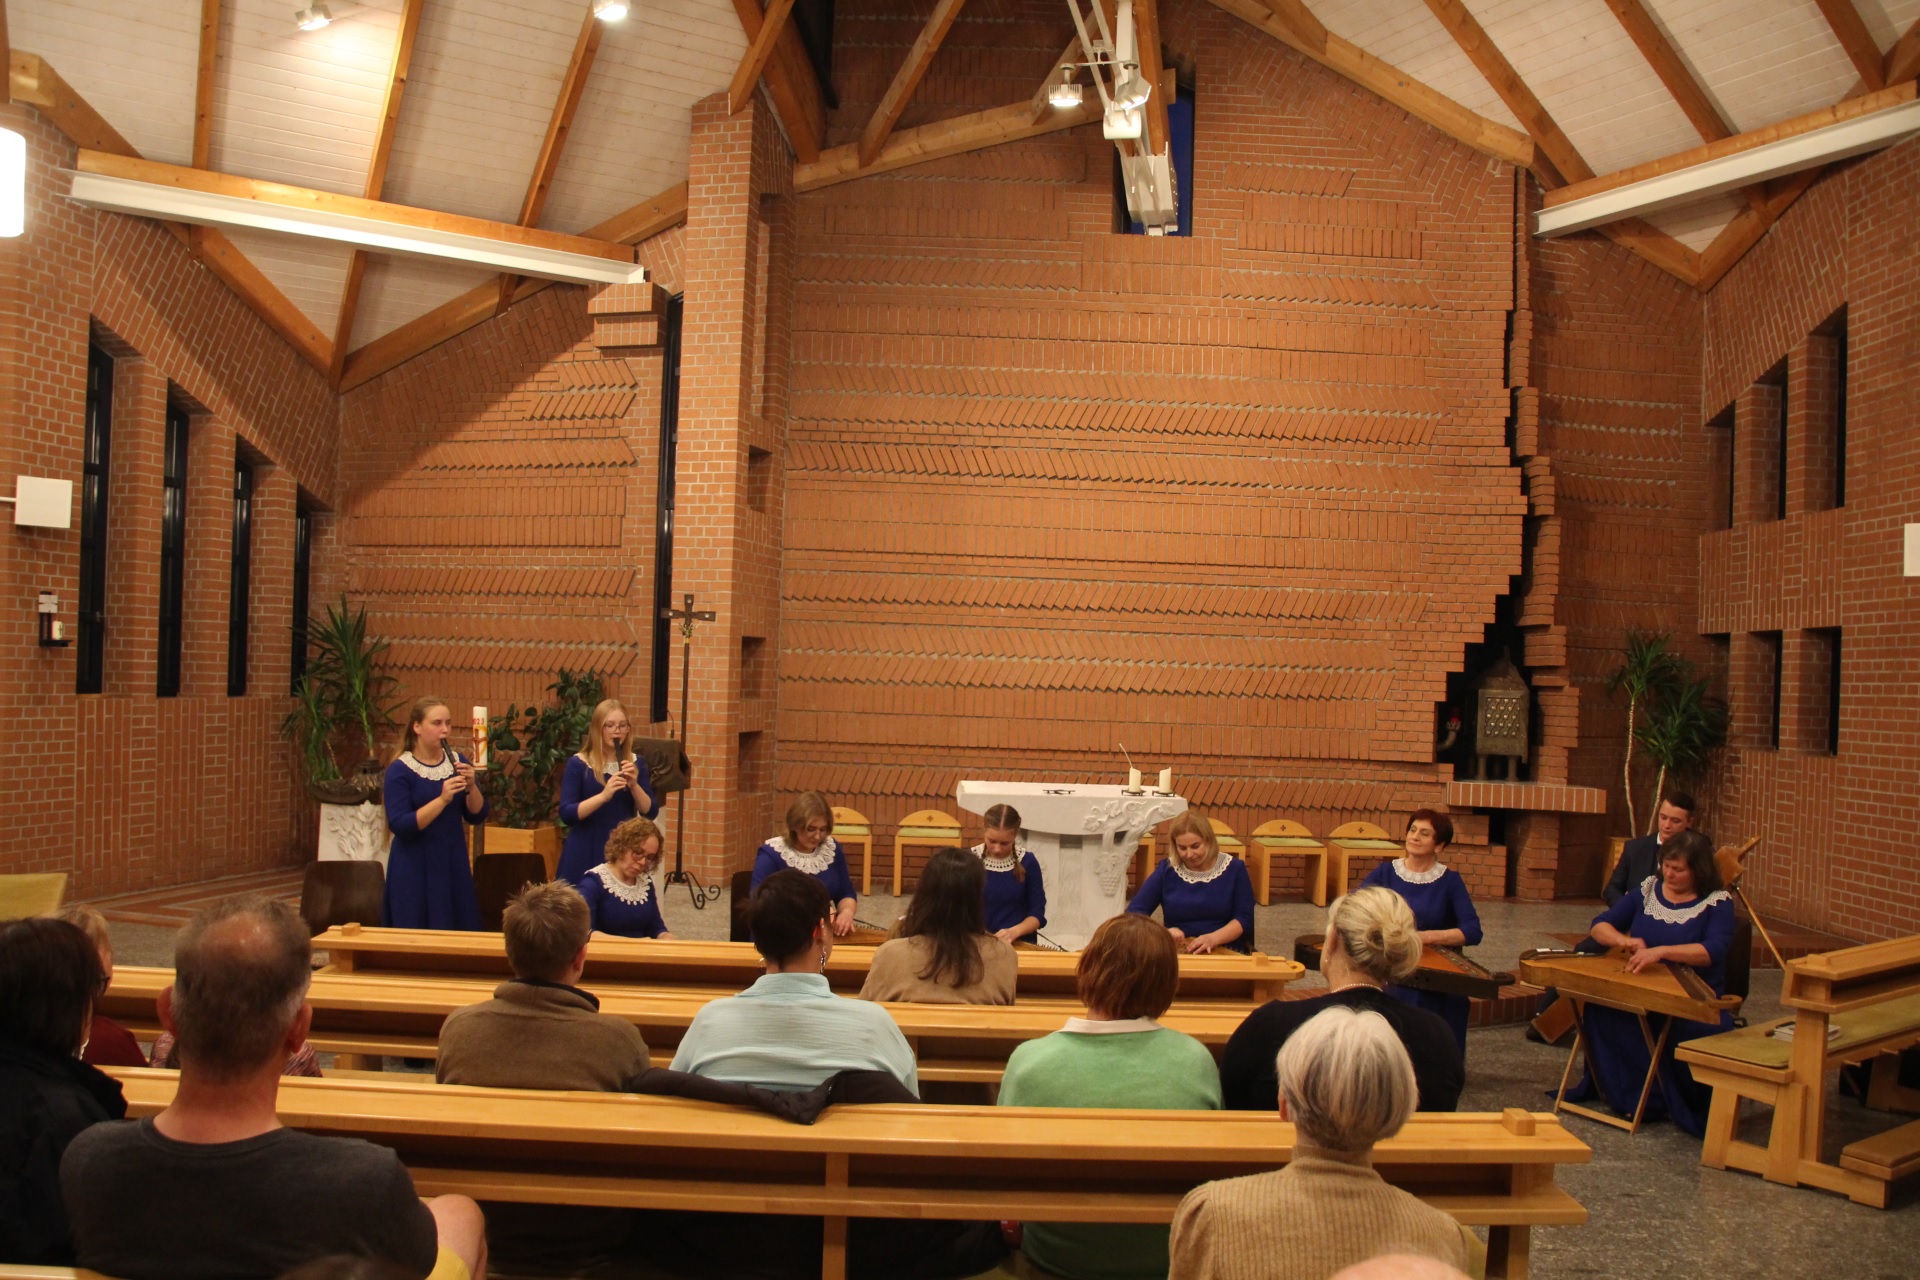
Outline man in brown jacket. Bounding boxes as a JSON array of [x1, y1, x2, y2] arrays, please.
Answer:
[[436, 880, 648, 1091]]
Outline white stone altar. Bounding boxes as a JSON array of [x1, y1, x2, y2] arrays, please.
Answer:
[[955, 780, 1187, 950], [316, 802, 390, 869]]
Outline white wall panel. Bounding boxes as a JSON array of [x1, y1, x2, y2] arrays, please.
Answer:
[[1312, 0, 1528, 133]]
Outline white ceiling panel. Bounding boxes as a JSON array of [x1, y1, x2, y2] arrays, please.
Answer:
[[351, 254, 497, 351], [1312, 0, 1527, 133], [538, 0, 744, 233], [11, 0, 199, 163], [1644, 190, 1744, 251], [1646, 0, 1897, 133], [216, 226, 357, 332]]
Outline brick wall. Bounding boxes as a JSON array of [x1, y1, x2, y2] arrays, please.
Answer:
[[0, 104, 337, 895], [1700, 135, 1920, 940]]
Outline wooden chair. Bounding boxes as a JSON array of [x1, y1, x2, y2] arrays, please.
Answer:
[[0, 872, 68, 921], [1249, 820, 1329, 907], [472, 853, 547, 932], [299, 861, 386, 937], [1133, 831, 1157, 890], [834, 806, 879, 896], [890, 810, 961, 895], [1326, 821, 1400, 899]]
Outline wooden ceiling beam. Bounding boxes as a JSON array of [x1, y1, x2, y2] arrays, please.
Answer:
[[1134, 0, 1170, 157], [192, 0, 220, 169], [730, 0, 825, 163], [857, 0, 968, 167], [1603, 0, 1733, 140], [1812, 0, 1885, 91], [1885, 15, 1920, 86], [495, 10, 605, 314], [333, 0, 427, 385], [796, 95, 1101, 192], [728, 0, 796, 115], [1422, 0, 1592, 184]]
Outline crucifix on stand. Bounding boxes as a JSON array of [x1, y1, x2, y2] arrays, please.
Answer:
[[662, 592, 717, 909]]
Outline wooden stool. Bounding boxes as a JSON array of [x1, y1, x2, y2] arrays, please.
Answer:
[[834, 806, 878, 896], [473, 854, 548, 932], [891, 810, 961, 896], [1326, 821, 1400, 898], [299, 861, 385, 936], [1249, 820, 1328, 907]]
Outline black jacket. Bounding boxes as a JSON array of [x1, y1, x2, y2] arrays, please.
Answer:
[[0, 1034, 127, 1264], [1603, 834, 1666, 905]]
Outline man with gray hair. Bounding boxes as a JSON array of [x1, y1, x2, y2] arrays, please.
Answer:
[[60, 895, 488, 1280]]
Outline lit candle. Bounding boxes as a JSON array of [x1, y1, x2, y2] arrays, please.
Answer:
[[472, 707, 490, 768]]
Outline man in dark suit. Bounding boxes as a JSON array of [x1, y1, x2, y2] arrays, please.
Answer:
[[1602, 792, 1697, 905]]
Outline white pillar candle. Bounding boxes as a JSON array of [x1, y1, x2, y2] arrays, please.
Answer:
[[1128, 767, 1142, 790], [1159, 767, 1172, 792], [472, 707, 490, 767]]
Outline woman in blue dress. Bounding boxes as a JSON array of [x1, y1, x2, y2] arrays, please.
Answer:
[[1127, 811, 1255, 954], [974, 804, 1046, 946], [750, 791, 858, 936], [382, 697, 487, 930], [578, 816, 674, 940], [1360, 809, 1484, 1053], [1566, 830, 1734, 1137], [555, 699, 658, 885]]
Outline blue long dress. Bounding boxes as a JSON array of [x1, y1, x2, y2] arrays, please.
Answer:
[[750, 836, 857, 905], [381, 751, 486, 931], [555, 754, 657, 885], [1127, 856, 1255, 953], [974, 845, 1046, 939], [1565, 875, 1736, 1137], [1360, 859, 1484, 1053], [578, 863, 670, 939]]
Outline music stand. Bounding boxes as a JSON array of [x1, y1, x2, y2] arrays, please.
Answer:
[[661, 592, 716, 909]]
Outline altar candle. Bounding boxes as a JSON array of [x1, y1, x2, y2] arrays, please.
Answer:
[[1159, 767, 1172, 792], [1128, 767, 1142, 790], [472, 707, 490, 768]]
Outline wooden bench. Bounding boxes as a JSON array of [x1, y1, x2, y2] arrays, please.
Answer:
[[100, 1069, 1588, 1280], [1676, 933, 1920, 1207], [312, 925, 1305, 1004], [100, 966, 1261, 1084]]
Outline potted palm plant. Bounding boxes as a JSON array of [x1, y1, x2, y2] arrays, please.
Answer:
[[480, 670, 604, 875], [1604, 631, 1685, 837], [1635, 676, 1729, 833], [282, 596, 402, 862]]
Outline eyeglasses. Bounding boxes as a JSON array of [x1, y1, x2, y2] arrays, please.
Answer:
[[802, 823, 831, 835]]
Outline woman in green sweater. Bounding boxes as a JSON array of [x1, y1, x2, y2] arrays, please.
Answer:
[[998, 912, 1221, 1280]]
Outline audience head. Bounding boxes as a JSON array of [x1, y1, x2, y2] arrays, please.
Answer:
[[1078, 913, 1180, 1020], [1656, 792, 1697, 841], [900, 847, 989, 987], [1328, 1257, 1473, 1280], [401, 695, 452, 755], [1165, 811, 1220, 871], [0, 916, 104, 1058], [584, 698, 633, 767], [1404, 809, 1453, 857], [783, 791, 834, 852], [167, 895, 312, 1082], [1661, 829, 1721, 897], [1275, 1006, 1417, 1154], [51, 902, 116, 982], [503, 881, 592, 982], [1324, 887, 1422, 985], [275, 1257, 420, 1280], [750, 870, 833, 966], [980, 804, 1027, 881], [605, 816, 665, 877]]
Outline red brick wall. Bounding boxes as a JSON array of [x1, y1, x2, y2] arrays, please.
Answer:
[[0, 105, 337, 896], [1700, 136, 1920, 940]]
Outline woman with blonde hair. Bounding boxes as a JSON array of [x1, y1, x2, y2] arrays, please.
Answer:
[[1127, 811, 1255, 953], [751, 791, 857, 936], [556, 698, 657, 885], [1170, 1007, 1482, 1280], [383, 696, 486, 930], [1220, 888, 1461, 1113], [578, 816, 675, 940]]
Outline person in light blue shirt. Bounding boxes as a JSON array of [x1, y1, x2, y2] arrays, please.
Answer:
[[671, 870, 918, 1096]]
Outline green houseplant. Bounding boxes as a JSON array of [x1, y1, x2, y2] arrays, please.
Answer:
[[1635, 675, 1729, 834], [480, 671, 604, 866], [281, 595, 403, 803], [1605, 630, 1686, 836]]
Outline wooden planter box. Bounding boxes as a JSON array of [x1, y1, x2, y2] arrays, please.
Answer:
[[478, 823, 561, 882]]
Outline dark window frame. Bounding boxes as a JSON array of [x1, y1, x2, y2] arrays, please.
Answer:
[[156, 400, 188, 697], [227, 457, 253, 697], [77, 344, 114, 695], [650, 293, 685, 726], [1760, 630, 1784, 751]]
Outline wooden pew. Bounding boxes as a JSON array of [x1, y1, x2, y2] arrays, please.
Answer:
[[312, 925, 1305, 1003], [99, 966, 1259, 1084], [1676, 933, 1920, 1207], [101, 1069, 1588, 1280]]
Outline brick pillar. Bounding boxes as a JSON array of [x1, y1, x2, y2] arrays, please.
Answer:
[[1786, 336, 1839, 516], [674, 93, 793, 880], [248, 464, 296, 700], [182, 417, 235, 697], [1732, 381, 1782, 526], [103, 359, 166, 696]]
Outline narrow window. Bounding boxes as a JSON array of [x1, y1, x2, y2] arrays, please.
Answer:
[[77, 344, 114, 695], [227, 458, 253, 697], [291, 506, 312, 691], [1707, 403, 1734, 531], [1811, 627, 1841, 756], [156, 401, 188, 697], [1815, 306, 1848, 510], [650, 293, 684, 726], [1760, 630, 1783, 750], [1774, 366, 1789, 522]]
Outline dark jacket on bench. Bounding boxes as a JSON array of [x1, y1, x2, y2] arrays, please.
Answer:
[[0, 1033, 126, 1265]]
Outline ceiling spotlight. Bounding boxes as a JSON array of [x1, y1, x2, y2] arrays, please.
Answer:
[[1111, 68, 1151, 111], [1048, 67, 1084, 110], [294, 3, 331, 30], [593, 0, 629, 20]]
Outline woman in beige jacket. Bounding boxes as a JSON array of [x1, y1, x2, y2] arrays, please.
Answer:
[[859, 847, 1017, 1005]]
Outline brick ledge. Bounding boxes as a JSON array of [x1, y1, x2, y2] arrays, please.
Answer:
[[1446, 781, 1608, 815]]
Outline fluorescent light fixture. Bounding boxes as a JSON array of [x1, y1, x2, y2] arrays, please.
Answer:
[[295, 3, 331, 31], [1537, 96, 1920, 237], [0, 129, 24, 238], [1111, 69, 1150, 111], [593, 0, 629, 20], [1103, 108, 1142, 141], [1048, 68, 1084, 110], [66, 169, 649, 286]]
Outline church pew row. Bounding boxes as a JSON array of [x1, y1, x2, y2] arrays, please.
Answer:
[[99, 1069, 1588, 1280], [99, 966, 1261, 1083], [313, 925, 1306, 1003]]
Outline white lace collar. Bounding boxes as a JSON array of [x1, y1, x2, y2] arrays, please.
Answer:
[[769, 834, 838, 876], [1392, 858, 1447, 885], [1171, 852, 1231, 885], [1639, 876, 1730, 924], [1062, 1016, 1162, 1035], [586, 862, 653, 906], [397, 750, 455, 781], [971, 842, 1026, 873]]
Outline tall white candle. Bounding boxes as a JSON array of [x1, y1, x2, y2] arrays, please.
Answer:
[[1159, 767, 1172, 792], [472, 707, 490, 767], [1128, 767, 1142, 791]]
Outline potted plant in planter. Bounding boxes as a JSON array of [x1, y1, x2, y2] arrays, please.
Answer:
[[480, 670, 604, 878], [282, 596, 402, 863]]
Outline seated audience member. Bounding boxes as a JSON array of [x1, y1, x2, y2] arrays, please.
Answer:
[[998, 913, 1221, 1280], [1127, 811, 1255, 954], [49, 904, 146, 1068], [1169, 1007, 1483, 1280], [1219, 888, 1462, 1113], [1602, 792, 1695, 906], [672, 869, 918, 1094], [859, 847, 1018, 1005], [0, 917, 128, 1265], [578, 816, 675, 940], [59, 895, 488, 1280], [1331, 1258, 1474, 1280], [437, 880, 649, 1090]]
